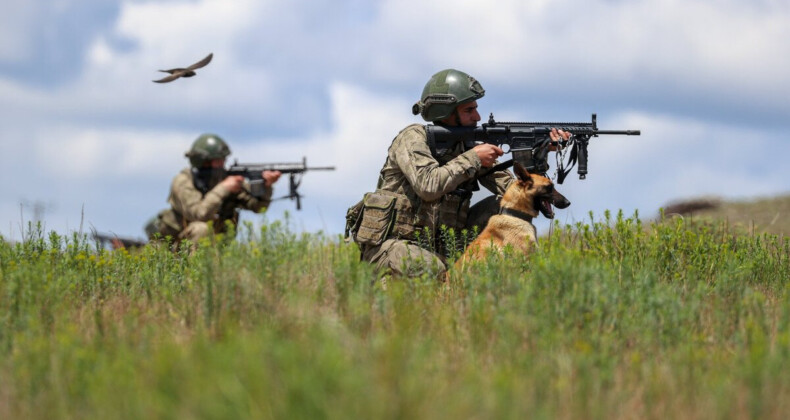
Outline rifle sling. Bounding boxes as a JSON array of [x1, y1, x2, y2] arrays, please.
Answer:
[[487, 159, 514, 174], [556, 141, 578, 185], [426, 125, 437, 158], [485, 142, 578, 184]]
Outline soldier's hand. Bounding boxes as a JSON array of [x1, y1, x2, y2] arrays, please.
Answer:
[[549, 128, 571, 151], [220, 175, 245, 193], [473, 144, 504, 168], [263, 170, 282, 187]]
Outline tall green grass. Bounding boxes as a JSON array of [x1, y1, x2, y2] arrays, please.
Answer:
[[1, 212, 789, 419]]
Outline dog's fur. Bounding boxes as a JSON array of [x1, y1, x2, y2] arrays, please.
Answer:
[[456, 162, 570, 268]]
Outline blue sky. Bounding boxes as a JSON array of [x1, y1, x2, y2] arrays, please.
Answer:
[[2, 0, 789, 241]]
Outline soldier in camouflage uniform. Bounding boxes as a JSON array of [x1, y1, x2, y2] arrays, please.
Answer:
[[346, 69, 516, 278], [146, 133, 281, 246]]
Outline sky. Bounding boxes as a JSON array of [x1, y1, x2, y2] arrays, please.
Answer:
[[1, 0, 789, 242]]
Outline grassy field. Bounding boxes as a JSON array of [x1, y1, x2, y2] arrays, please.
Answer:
[[1, 210, 789, 419]]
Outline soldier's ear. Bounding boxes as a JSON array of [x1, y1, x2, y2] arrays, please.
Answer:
[[513, 162, 533, 186]]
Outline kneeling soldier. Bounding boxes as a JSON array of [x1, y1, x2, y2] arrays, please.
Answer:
[[146, 133, 281, 246], [346, 69, 514, 278]]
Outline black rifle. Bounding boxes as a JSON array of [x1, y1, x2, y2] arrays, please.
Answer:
[[227, 156, 335, 210], [92, 231, 147, 250], [427, 113, 640, 184]]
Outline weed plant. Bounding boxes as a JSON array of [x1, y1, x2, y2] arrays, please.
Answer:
[[1, 212, 789, 419]]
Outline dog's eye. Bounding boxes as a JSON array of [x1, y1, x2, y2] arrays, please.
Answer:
[[546, 185, 554, 193]]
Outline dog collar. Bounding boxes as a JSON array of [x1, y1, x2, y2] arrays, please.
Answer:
[[499, 207, 533, 223]]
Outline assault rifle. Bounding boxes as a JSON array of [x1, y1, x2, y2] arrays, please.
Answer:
[[227, 156, 335, 210], [92, 231, 147, 250], [427, 113, 640, 184]]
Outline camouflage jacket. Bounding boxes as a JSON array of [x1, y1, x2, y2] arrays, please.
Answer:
[[164, 168, 272, 232], [374, 123, 513, 236]]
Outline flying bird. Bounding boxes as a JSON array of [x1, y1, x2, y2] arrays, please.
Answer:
[[152, 53, 213, 83]]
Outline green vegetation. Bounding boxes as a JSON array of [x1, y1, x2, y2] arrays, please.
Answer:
[[1, 211, 789, 419]]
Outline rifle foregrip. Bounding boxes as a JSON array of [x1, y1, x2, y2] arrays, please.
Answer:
[[248, 179, 267, 198], [577, 139, 588, 179]]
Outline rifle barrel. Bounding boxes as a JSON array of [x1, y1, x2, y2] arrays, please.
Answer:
[[594, 130, 641, 135], [229, 164, 335, 171]]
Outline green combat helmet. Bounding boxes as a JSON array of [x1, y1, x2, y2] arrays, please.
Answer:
[[412, 69, 485, 122], [185, 133, 231, 167]]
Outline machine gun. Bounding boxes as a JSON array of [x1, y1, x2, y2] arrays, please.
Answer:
[[227, 156, 335, 210], [426, 113, 640, 184], [91, 231, 147, 250]]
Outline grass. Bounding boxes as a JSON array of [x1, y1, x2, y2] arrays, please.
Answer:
[[1, 211, 789, 419]]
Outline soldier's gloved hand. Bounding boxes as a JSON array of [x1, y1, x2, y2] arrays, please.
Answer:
[[220, 175, 245, 193], [473, 144, 504, 168], [549, 128, 572, 151], [263, 170, 282, 187]]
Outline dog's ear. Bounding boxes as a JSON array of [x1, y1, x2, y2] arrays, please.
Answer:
[[513, 162, 533, 186]]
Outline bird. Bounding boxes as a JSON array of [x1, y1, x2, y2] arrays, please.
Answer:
[[152, 53, 213, 83]]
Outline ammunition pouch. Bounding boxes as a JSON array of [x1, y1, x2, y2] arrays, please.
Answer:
[[356, 192, 396, 246], [346, 190, 419, 247], [346, 186, 473, 255], [345, 199, 364, 240]]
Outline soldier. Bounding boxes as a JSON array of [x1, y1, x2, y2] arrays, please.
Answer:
[[146, 133, 281, 246], [346, 69, 569, 278]]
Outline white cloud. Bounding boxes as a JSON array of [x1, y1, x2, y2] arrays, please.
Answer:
[[2, 0, 789, 241], [115, 0, 259, 55], [5, 0, 788, 131], [231, 81, 414, 233], [370, 0, 790, 105], [30, 126, 190, 179]]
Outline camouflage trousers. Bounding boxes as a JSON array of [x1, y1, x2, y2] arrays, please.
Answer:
[[145, 212, 216, 250], [360, 195, 501, 278]]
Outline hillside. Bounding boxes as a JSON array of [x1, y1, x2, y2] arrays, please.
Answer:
[[660, 194, 790, 237]]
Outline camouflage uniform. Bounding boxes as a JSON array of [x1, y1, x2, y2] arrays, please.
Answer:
[[350, 124, 513, 277], [150, 168, 272, 244]]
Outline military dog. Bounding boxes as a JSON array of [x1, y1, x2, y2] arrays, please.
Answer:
[[456, 162, 570, 268]]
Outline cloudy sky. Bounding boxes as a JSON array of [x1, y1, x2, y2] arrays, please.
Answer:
[[2, 0, 789, 242]]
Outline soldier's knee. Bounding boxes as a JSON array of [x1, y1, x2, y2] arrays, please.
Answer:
[[373, 240, 446, 279]]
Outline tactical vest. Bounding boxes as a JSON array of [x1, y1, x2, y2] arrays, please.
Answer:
[[345, 124, 473, 252]]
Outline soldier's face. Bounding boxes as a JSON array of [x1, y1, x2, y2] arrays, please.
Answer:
[[453, 101, 481, 127]]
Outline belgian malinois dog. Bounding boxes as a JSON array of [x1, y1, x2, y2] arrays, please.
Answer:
[[456, 162, 570, 267]]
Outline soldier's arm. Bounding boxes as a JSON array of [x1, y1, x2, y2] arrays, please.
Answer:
[[170, 172, 233, 221], [392, 126, 481, 202], [236, 180, 272, 213]]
